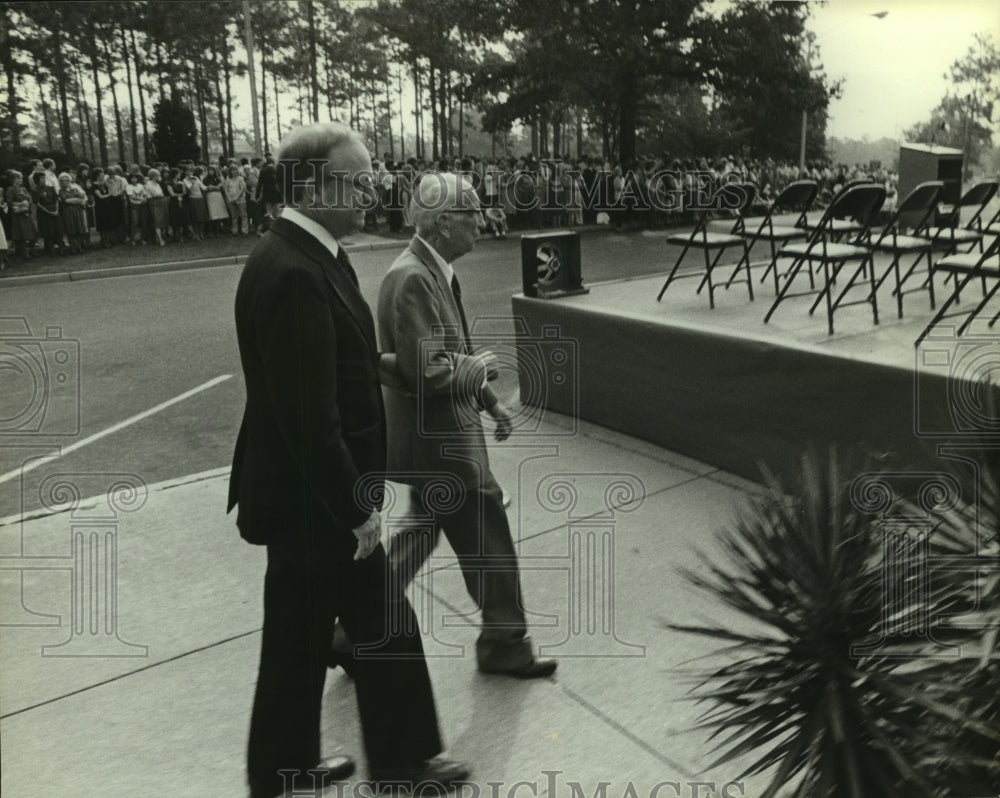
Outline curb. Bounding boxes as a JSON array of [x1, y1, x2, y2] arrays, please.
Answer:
[[0, 238, 407, 286]]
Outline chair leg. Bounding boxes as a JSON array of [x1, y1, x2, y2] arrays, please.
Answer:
[[764, 255, 806, 323], [825, 262, 836, 335], [742, 240, 754, 301], [696, 248, 727, 309], [926, 252, 936, 310], [759, 239, 779, 286], [656, 242, 691, 301], [915, 273, 974, 347], [810, 260, 846, 316], [868, 256, 880, 326], [957, 279, 1000, 336]]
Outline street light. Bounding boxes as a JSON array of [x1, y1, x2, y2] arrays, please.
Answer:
[[799, 11, 888, 174]]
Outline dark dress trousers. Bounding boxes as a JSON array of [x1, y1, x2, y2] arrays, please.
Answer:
[[228, 217, 442, 797], [377, 236, 534, 670]]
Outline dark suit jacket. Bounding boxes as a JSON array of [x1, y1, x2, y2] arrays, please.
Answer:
[[376, 236, 495, 489], [228, 217, 385, 544]]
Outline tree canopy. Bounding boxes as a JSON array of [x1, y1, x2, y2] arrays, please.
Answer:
[[1, 0, 841, 169]]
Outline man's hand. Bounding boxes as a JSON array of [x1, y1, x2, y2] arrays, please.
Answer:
[[487, 402, 513, 442], [475, 351, 500, 382], [352, 510, 382, 561]]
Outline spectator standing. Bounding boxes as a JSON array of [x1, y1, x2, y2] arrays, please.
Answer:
[[224, 165, 248, 235], [184, 166, 208, 240], [166, 168, 190, 241], [106, 165, 128, 244], [203, 165, 229, 236], [145, 168, 168, 247], [6, 171, 37, 259], [255, 156, 281, 232], [244, 158, 260, 231], [125, 172, 148, 245], [58, 172, 89, 254], [91, 168, 116, 249], [31, 171, 62, 255]]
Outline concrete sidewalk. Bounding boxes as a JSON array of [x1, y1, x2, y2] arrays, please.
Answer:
[[0, 415, 773, 797]]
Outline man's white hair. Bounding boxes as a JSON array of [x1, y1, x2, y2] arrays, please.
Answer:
[[410, 171, 478, 237]]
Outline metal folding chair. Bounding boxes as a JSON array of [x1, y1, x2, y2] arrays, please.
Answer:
[[764, 183, 887, 335], [657, 182, 757, 308], [920, 180, 999, 254], [915, 235, 1000, 347], [867, 181, 944, 319], [729, 180, 819, 294]]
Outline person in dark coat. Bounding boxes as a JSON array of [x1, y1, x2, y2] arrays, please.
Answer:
[[228, 121, 468, 798]]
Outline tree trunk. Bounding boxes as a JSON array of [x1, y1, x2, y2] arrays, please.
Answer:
[[428, 61, 438, 159], [324, 51, 334, 121], [88, 32, 109, 167], [260, 40, 270, 154], [371, 88, 379, 157], [40, 87, 54, 152], [119, 26, 138, 163], [458, 81, 464, 157], [618, 78, 638, 167], [0, 7, 21, 150], [194, 61, 210, 163], [441, 70, 450, 157], [211, 46, 227, 158], [103, 38, 126, 164], [413, 60, 422, 160], [305, 0, 319, 121], [223, 45, 235, 156], [129, 28, 150, 163], [576, 108, 583, 160], [272, 69, 281, 143], [397, 67, 405, 162], [385, 75, 394, 160], [50, 25, 76, 160]]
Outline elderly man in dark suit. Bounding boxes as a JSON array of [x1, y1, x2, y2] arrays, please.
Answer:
[[375, 171, 557, 679], [228, 122, 467, 798]]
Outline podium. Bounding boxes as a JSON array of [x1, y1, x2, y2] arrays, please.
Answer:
[[898, 143, 963, 207], [520, 231, 588, 299]]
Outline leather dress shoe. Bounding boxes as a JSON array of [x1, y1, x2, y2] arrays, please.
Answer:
[[478, 658, 557, 679], [370, 756, 470, 793], [307, 755, 356, 784], [248, 755, 355, 797]]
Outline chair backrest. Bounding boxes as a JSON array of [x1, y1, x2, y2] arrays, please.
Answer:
[[957, 180, 998, 210], [774, 180, 819, 213], [893, 181, 943, 232], [808, 183, 886, 244]]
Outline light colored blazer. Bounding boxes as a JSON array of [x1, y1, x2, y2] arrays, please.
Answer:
[[377, 236, 496, 488]]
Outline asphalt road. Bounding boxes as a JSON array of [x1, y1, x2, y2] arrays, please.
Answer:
[[0, 227, 713, 519]]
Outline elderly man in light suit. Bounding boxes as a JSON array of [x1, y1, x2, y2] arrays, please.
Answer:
[[375, 171, 557, 679]]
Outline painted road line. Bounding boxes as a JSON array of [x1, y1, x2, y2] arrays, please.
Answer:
[[0, 375, 233, 487]]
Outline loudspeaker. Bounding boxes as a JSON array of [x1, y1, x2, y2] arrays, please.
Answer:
[[520, 231, 588, 299], [898, 143, 963, 206]]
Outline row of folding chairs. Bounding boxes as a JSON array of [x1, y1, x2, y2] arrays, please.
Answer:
[[657, 177, 1000, 337]]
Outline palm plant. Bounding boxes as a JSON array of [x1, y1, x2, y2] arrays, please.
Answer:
[[667, 446, 1000, 797]]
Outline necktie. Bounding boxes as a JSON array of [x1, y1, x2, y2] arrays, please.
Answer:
[[336, 246, 359, 288], [450, 274, 473, 355]]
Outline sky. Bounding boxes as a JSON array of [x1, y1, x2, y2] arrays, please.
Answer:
[[807, 0, 1000, 142]]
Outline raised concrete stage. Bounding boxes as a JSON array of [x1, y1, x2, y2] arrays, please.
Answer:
[[512, 253, 1000, 483]]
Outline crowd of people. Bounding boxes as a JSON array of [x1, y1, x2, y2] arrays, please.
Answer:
[[0, 155, 283, 268], [0, 149, 899, 269]]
